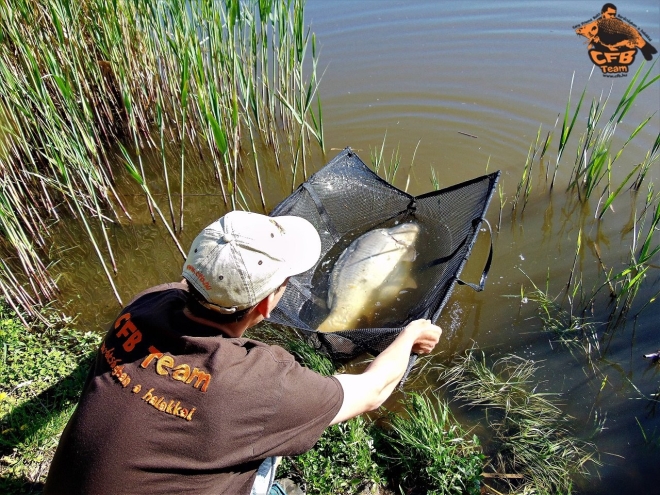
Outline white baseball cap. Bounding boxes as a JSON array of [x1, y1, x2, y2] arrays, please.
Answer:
[[182, 211, 321, 313]]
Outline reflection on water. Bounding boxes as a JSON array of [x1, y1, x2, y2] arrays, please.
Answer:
[[54, 1, 659, 492]]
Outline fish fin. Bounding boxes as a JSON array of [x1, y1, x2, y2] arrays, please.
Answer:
[[400, 248, 417, 262], [317, 312, 355, 333], [317, 317, 337, 333], [402, 275, 417, 290]]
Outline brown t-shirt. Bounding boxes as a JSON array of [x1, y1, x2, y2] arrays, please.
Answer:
[[45, 283, 343, 495]]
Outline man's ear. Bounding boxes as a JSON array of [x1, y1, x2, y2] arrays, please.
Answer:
[[255, 292, 276, 318]]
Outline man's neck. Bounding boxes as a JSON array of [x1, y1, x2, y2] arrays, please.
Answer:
[[182, 307, 249, 338]]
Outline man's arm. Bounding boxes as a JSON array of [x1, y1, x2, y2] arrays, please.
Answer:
[[330, 319, 441, 425]]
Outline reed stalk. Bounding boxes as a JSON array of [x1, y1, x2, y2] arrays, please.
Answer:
[[632, 131, 660, 191], [60, 158, 123, 307], [430, 166, 440, 191], [512, 124, 542, 213], [370, 133, 411, 185], [496, 183, 506, 232], [0, 0, 323, 317], [550, 72, 588, 190]]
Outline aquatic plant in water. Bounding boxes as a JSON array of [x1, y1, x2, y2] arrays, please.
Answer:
[[510, 63, 660, 340], [517, 62, 659, 216], [439, 350, 600, 494], [596, 186, 660, 325]]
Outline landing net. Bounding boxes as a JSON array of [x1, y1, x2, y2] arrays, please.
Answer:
[[268, 148, 499, 362]]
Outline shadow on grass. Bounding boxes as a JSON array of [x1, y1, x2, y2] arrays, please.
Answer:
[[0, 477, 44, 495], [0, 359, 93, 494]]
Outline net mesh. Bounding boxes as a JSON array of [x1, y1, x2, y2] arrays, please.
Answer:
[[268, 148, 499, 361]]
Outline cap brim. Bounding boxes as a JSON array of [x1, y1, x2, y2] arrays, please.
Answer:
[[274, 215, 322, 277]]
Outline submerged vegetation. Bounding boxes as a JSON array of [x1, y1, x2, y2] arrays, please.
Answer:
[[526, 279, 601, 367], [440, 351, 600, 494], [0, 0, 324, 317]]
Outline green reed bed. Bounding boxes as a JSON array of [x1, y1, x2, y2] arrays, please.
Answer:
[[0, 0, 324, 318], [518, 62, 659, 215], [509, 63, 660, 336], [510, 186, 659, 379], [567, 63, 658, 209]]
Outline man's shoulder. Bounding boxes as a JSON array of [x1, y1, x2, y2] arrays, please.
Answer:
[[233, 338, 295, 364], [228, 339, 339, 392], [126, 281, 188, 307]]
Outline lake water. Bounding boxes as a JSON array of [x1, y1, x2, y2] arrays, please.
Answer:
[[54, 1, 660, 492]]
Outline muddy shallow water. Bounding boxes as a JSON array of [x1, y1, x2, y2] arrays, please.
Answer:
[[54, 1, 659, 493]]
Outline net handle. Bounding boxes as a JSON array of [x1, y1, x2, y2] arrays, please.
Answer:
[[455, 218, 493, 292]]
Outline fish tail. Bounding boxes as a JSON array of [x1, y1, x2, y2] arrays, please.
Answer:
[[640, 41, 657, 61]]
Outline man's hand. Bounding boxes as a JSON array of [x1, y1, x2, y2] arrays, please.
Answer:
[[331, 318, 442, 425], [404, 319, 442, 354]]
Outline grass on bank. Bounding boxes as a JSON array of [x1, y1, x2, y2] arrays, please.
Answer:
[[374, 393, 484, 495], [0, 302, 101, 493], [280, 415, 384, 495], [267, 328, 384, 495]]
